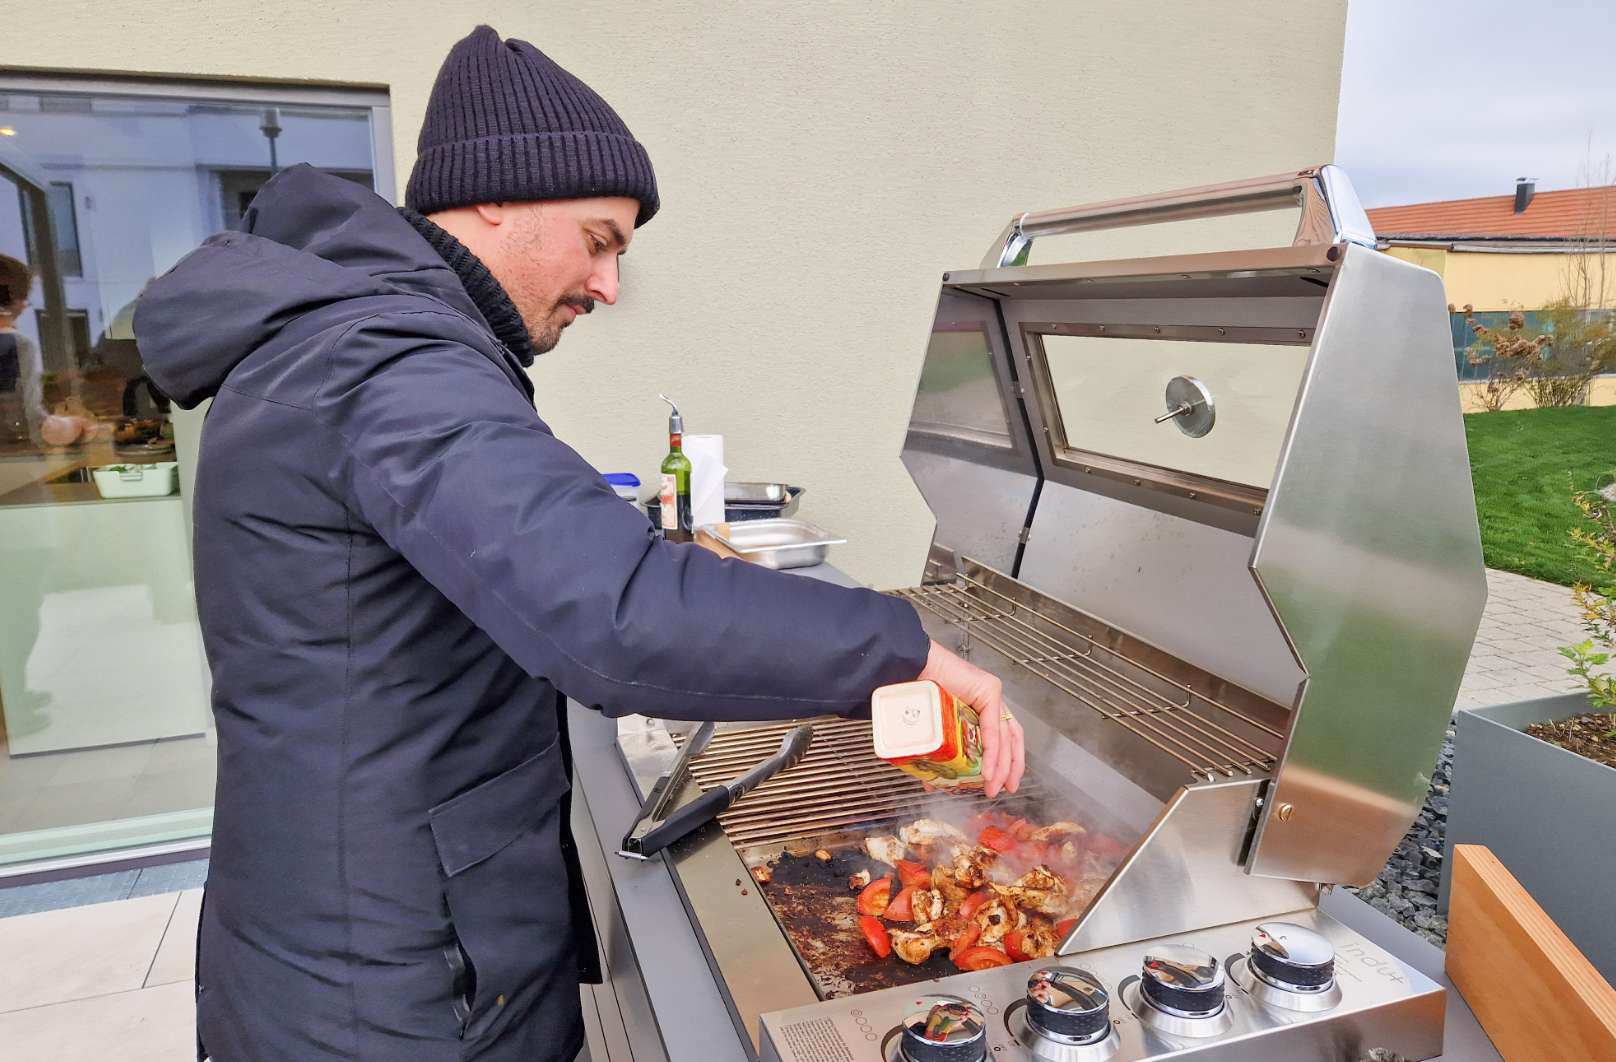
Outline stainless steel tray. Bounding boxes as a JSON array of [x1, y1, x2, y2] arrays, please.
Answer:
[[702, 518, 846, 570], [725, 481, 795, 505]]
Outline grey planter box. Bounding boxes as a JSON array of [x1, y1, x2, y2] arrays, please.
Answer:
[[1444, 692, 1616, 982]]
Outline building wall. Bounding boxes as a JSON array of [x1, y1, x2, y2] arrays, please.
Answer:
[[1384, 245, 1616, 311], [1386, 245, 1616, 413], [10, 0, 1349, 587]]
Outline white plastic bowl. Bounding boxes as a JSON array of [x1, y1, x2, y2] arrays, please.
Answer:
[[92, 461, 178, 499]]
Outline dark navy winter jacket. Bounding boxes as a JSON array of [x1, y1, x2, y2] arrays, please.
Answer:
[[133, 165, 928, 1061]]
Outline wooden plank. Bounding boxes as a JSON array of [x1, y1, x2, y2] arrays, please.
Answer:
[[1446, 844, 1616, 1061]]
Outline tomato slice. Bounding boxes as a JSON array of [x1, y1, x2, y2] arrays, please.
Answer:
[[1003, 930, 1032, 962], [979, 826, 1018, 853], [856, 877, 892, 917], [1055, 918, 1078, 938], [958, 888, 993, 921], [954, 946, 1014, 971], [859, 915, 892, 958], [947, 925, 981, 963], [896, 860, 931, 889], [885, 886, 917, 922]]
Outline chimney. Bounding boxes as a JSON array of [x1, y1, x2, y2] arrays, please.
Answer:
[[1514, 177, 1536, 214]]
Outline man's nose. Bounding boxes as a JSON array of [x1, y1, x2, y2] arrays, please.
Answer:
[[588, 259, 619, 306]]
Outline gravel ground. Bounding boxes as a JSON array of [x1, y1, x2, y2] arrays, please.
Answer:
[[1345, 729, 1454, 947]]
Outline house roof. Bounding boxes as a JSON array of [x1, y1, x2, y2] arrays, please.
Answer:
[[1367, 184, 1616, 241]]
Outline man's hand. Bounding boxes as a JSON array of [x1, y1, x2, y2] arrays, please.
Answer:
[[918, 640, 1024, 798]]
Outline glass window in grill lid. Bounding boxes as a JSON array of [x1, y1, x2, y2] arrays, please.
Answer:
[[1040, 335, 1310, 491], [910, 324, 1014, 448]]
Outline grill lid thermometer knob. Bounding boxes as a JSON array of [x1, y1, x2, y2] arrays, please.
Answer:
[[1140, 943, 1226, 1017], [1025, 966, 1111, 1043], [897, 994, 988, 1062], [1250, 922, 1336, 991], [1152, 375, 1216, 437]]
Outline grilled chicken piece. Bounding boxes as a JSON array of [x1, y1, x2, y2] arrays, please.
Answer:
[[952, 844, 999, 888], [849, 869, 873, 891], [1029, 821, 1087, 846], [1017, 919, 1060, 959], [890, 929, 945, 965], [931, 865, 969, 904], [1078, 851, 1117, 890], [899, 819, 969, 860], [972, 896, 1018, 947], [909, 888, 945, 929], [930, 911, 967, 945], [994, 865, 1071, 916], [864, 835, 908, 867]]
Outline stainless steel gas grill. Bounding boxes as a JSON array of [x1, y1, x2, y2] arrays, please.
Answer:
[[609, 166, 1487, 1062]]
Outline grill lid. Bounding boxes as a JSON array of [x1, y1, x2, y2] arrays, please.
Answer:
[[900, 166, 1486, 887]]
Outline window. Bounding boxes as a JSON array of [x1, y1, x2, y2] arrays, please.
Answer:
[[0, 75, 391, 873], [910, 325, 1015, 448], [1038, 333, 1309, 491], [46, 182, 80, 276], [215, 167, 374, 231], [32, 305, 91, 367]]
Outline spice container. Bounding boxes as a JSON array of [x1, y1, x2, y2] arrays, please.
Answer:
[[871, 679, 984, 787]]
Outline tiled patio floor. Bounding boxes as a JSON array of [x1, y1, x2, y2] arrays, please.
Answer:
[[0, 569, 1596, 1057], [1454, 568, 1587, 710], [0, 889, 199, 1060]]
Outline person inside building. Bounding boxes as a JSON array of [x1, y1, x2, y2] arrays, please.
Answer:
[[0, 254, 46, 448]]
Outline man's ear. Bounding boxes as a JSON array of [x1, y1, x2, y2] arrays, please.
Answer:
[[473, 202, 508, 226]]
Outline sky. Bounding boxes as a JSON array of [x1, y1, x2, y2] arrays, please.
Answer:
[[1334, 0, 1616, 208]]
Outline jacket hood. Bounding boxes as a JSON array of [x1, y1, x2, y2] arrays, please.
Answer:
[[134, 165, 482, 407]]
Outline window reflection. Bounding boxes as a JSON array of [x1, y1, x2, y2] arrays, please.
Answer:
[[0, 84, 382, 869], [0, 92, 374, 469]]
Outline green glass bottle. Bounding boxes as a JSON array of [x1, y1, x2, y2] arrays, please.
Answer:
[[658, 394, 693, 542]]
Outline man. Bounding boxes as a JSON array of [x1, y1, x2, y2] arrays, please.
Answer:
[[135, 25, 1023, 1062]]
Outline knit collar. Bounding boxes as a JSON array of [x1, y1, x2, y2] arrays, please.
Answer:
[[398, 208, 536, 367]]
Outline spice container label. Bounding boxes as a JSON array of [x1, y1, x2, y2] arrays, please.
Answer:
[[871, 679, 984, 787]]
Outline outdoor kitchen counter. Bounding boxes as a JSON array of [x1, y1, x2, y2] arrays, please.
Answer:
[[565, 561, 1500, 1062]]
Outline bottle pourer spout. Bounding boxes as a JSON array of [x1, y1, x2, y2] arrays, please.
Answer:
[[659, 393, 684, 435]]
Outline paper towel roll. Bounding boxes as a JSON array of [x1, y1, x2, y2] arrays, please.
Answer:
[[683, 433, 727, 528]]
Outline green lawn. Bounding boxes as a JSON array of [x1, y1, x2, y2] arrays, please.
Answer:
[[1465, 406, 1616, 587]]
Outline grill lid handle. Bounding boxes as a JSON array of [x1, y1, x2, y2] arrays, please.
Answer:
[[981, 164, 1376, 268]]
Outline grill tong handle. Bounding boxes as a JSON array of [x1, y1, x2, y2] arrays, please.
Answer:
[[622, 725, 815, 859]]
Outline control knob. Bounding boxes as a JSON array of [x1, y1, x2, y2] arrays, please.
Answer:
[[1250, 922, 1336, 992], [1140, 943, 1226, 1018], [1024, 966, 1111, 1044], [897, 994, 988, 1062]]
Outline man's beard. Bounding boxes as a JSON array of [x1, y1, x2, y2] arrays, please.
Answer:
[[526, 294, 595, 355]]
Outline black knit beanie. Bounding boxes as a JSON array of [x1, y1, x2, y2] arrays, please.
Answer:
[[406, 25, 659, 226]]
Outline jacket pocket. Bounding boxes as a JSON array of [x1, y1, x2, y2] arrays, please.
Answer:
[[428, 737, 574, 1043]]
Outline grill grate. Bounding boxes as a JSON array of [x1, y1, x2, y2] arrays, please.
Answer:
[[682, 718, 1031, 850], [893, 575, 1282, 781]]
